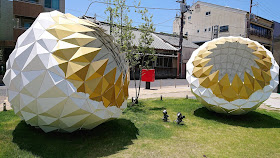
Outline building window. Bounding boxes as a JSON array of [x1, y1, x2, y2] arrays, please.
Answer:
[[156, 57, 172, 68], [250, 24, 272, 39], [16, 16, 35, 29], [24, 22, 32, 29], [45, 0, 60, 10], [209, 27, 211, 31], [220, 25, 229, 32], [197, 30, 199, 33], [204, 28, 207, 32], [185, 32, 188, 36], [206, 11, 211, 16], [45, 0, 51, 8], [188, 16, 191, 20], [27, 0, 39, 3], [19, 0, 39, 3]]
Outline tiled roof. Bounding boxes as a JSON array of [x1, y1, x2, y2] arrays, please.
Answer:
[[155, 33, 199, 49], [132, 30, 178, 51], [82, 17, 178, 51]]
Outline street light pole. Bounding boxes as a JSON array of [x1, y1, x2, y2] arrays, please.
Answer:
[[84, 1, 96, 17], [84, 1, 113, 35]]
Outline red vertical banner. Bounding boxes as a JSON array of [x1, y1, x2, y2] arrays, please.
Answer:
[[141, 69, 155, 82]]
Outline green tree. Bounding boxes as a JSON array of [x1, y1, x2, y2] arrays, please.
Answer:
[[105, 0, 134, 54], [103, 0, 156, 104], [134, 8, 156, 102]]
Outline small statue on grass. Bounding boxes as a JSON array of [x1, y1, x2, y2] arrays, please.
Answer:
[[162, 110, 169, 122], [175, 112, 185, 125]]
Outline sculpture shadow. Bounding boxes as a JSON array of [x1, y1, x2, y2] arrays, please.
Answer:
[[194, 107, 280, 128], [149, 107, 166, 111], [12, 119, 138, 158]]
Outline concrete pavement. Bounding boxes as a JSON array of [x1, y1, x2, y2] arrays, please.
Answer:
[[128, 79, 194, 99], [263, 93, 280, 109], [129, 79, 280, 111], [0, 86, 11, 111], [1, 79, 280, 112]]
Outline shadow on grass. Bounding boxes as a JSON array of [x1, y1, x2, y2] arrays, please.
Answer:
[[194, 107, 280, 128], [144, 88, 158, 90], [124, 102, 146, 114], [12, 119, 138, 158], [149, 107, 166, 111]]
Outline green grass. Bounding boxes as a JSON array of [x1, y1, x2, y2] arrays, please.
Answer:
[[1, 98, 280, 158]]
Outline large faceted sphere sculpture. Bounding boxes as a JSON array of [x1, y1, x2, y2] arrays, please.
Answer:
[[3, 11, 129, 132], [186, 37, 279, 115]]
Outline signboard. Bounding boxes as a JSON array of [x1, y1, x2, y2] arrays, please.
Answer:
[[141, 69, 155, 82]]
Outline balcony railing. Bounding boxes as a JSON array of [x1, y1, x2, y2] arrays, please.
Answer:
[[13, 0, 43, 18], [249, 30, 272, 39]]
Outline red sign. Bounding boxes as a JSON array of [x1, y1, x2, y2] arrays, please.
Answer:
[[141, 69, 155, 82]]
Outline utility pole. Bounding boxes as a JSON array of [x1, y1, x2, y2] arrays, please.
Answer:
[[247, 0, 253, 38], [94, 13, 97, 22], [109, 9, 113, 35], [177, 0, 189, 79], [179, 0, 184, 79]]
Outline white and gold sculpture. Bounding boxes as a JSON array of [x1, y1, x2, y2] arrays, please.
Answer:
[[187, 37, 279, 115], [3, 11, 129, 132]]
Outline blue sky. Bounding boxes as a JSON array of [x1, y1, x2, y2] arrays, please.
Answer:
[[66, 0, 280, 33]]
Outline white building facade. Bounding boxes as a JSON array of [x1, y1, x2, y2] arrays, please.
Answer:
[[173, 1, 247, 44]]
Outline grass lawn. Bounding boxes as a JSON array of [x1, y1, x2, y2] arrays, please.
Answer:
[[1, 98, 280, 158]]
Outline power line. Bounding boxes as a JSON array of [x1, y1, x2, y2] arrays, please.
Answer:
[[156, 25, 173, 28], [255, 5, 280, 22], [253, 0, 280, 21], [96, 14, 106, 20], [68, 8, 175, 28], [87, 1, 179, 11], [255, 0, 280, 15], [154, 17, 176, 26]]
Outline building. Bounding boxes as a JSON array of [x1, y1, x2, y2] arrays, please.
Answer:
[[83, 16, 199, 79], [155, 32, 199, 78], [273, 21, 280, 92], [247, 13, 274, 51], [273, 21, 280, 64], [173, 1, 279, 92], [0, 0, 65, 83], [173, 1, 274, 51]]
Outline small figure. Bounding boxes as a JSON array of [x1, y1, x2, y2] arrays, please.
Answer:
[[3, 103, 7, 111], [162, 110, 169, 122], [175, 112, 185, 124]]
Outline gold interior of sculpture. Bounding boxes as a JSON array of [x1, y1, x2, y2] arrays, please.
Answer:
[[192, 37, 272, 102], [47, 13, 129, 108]]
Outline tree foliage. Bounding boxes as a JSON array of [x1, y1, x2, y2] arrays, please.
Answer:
[[104, 0, 156, 104], [134, 8, 156, 100]]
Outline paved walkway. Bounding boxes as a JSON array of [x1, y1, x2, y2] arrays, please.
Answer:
[[128, 79, 195, 99], [0, 86, 11, 111], [129, 79, 280, 111], [263, 93, 280, 109], [0, 79, 280, 112]]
